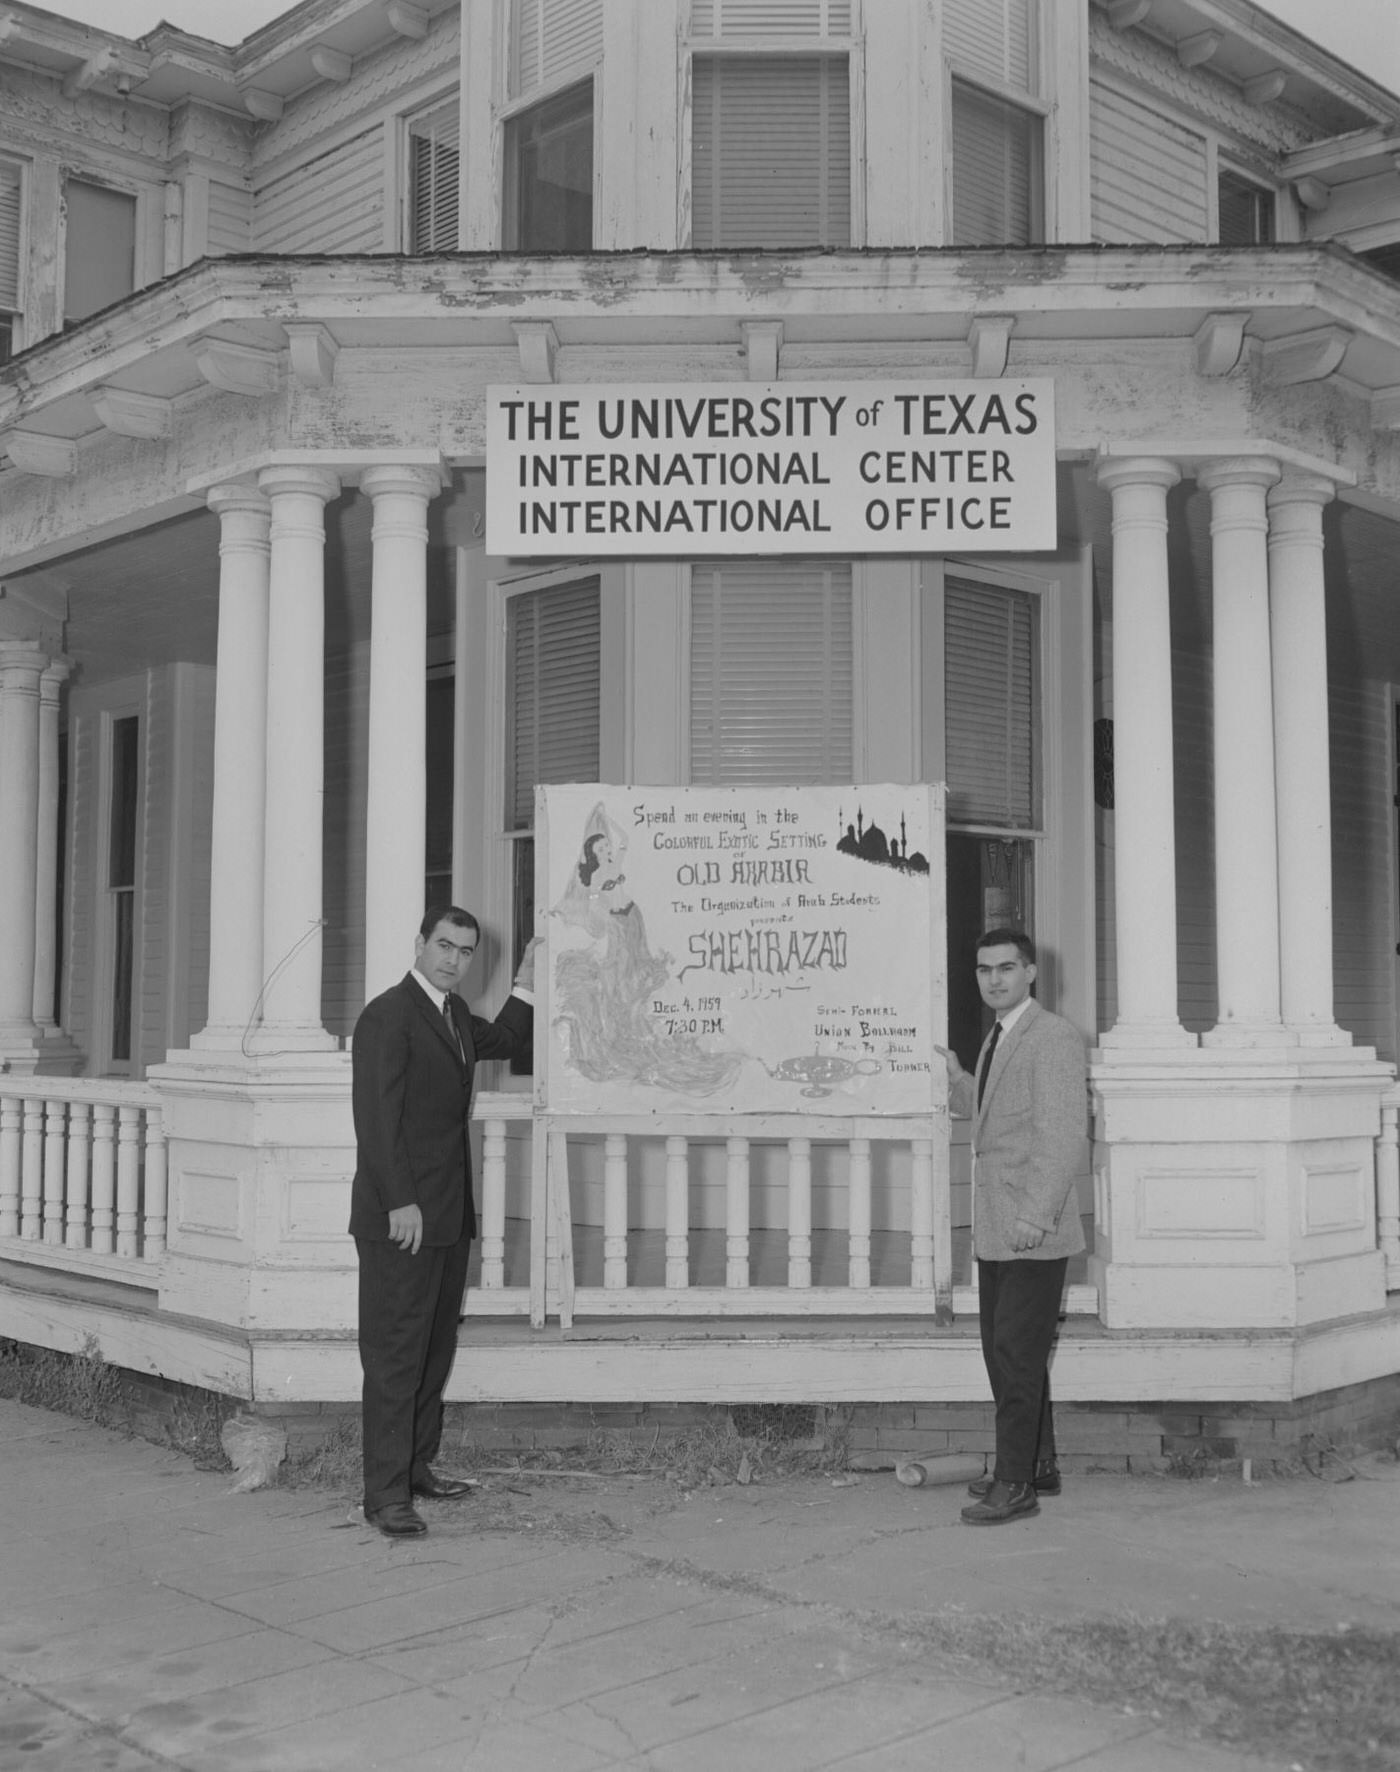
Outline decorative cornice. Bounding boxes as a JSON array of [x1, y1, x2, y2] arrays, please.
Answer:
[[968, 315, 1014, 378], [386, 2, 429, 40], [1260, 324, 1353, 385], [193, 338, 282, 397], [742, 320, 782, 382], [0, 62, 169, 158], [309, 46, 352, 84], [512, 320, 559, 383], [1194, 313, 1247, 377], [285, 322, 339, 386], [1369, 386, 1400, 429], [244, 88, 284, 122], [1089, 10, 1310, 157], [5, 431, 78, 476], [90, 385, 172, 438]]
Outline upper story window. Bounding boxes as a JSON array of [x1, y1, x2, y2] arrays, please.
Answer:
[[1217, 168, 1275, 245], [64, 176, 136, 326], [689, 0, 853, 250], [504, 79, 594, 251], [692, 55, 851, 249], [946, 0, 1045, 247], [408, 101, 459, 251], [0, 158, 21, 363]]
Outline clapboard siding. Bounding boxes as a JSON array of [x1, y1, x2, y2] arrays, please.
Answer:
[[1089, 76, 1209, 245], [206, 177, 252, 256], [322, 642, 370, 1040], [1330, 676, 1394, 1061], [252, 126, 385, 255]]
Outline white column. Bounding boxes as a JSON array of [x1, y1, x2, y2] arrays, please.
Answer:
[[194, 484, 272, 1049], [1096, 458, 1193, 1049], [32, 657, 70, 1034], [1268, 472, 1348, 1045], [256, 465, 340, 1048], [362, 464, 438, 1000], [0, 642, 48, 1065], [1198, 457, 1286, 1047]]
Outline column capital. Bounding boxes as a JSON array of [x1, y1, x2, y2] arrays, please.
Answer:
[[1096, 455, 1181, 494], [257, 464, 341, 504], [0, 640, 49, 687], [1267, 471, 1337, 512], [207, 480, 273, 521], [1196, 455, 1280, 495], [360, 462, 445, 503], [37, 657, 70, 698]]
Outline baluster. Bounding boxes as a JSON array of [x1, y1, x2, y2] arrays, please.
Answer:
[[42, 1098, 67, 1244], [116, 1107, 141, 1257], [142, 1107, 168, 1261], [479, 1115, 507, 1289], [725, 1135, 750, 1289], [1378, 1102, 1400, 1290], [90, 1102, 116, 1254], [665, 1135, 689, 1289], [910, 1137, 935, 1289], [20, 1098, 44, 1241], [787, 1137, 812, 1288], [603, 1132, 629, 1290], [848, 1137, 871, 1288], [0, 1096, 23, 1237], [61, 1101, 90, 1250]]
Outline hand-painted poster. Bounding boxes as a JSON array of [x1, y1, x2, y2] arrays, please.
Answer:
[[537, 783, 945, 1116]]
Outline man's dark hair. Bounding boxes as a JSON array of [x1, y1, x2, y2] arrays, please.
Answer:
[[420, 905, 481, 942], [975, 927, 1035, 966]]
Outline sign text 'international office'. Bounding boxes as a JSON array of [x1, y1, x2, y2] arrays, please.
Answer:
[[486, 379, 1057, 556]]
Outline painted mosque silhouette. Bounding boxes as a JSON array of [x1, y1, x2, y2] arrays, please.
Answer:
[[835, 806, 929, 874]]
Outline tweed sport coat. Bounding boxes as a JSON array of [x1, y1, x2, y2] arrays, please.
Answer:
[[948, 998, 1089, 1263], [348, 973, 532, 1248]]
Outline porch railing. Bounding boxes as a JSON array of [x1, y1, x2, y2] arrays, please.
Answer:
[[0, 1077, 166, 1281]]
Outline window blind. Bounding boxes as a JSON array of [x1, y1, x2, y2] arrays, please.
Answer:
[[690, 0, 853, 38], [0, 161, 21, 312], [692, 54, 850, 248], [63, 179, 136, 323], [506, 580, 601, 830], [951, 79, 1040, 246], [944, 576, 1037, 829], [512, 0, 604, 98], [690, 561, 853, 784], [409, 103, 459, 251], [943, 0, 1035, 91]]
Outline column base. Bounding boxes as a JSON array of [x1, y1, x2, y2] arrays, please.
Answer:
[[1096, 1021, 1199, 1058], [1201, 1021, 1294, 1050], [0, 1019, 47, 1075]]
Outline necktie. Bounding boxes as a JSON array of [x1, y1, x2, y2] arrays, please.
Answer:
[[976, 1019, 1002, 1109], [442, 996, 463, 1064]]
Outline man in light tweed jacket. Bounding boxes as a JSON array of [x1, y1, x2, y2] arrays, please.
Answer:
[[939, 929, 1088, 1526]]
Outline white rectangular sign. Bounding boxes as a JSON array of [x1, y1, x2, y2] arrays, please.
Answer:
[[537, 782, 946, 1117], [487, 380, 1056, 556]]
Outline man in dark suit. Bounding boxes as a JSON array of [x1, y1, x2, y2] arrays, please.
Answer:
[[939, 928, 1088, 1526], [350, 906, 536, 1538]]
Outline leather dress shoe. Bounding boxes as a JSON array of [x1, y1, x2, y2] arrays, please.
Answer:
[[960, 1480, 1040, 1526], [365, 1501, 427, 1537], [411, 1470, 477, 1501], [967, 1461, 1060, 1500]]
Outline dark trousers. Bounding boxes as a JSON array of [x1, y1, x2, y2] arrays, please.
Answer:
[[977, 1255, 1068, 1485], [355, 1226, 472, 1513]]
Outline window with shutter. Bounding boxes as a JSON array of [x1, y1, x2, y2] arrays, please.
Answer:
[[951, 79, 1043, 246], [944, 575, 1038, 829], [1217, 169, 1275, 245], [63, 178, 136, 325], [504, 80, 594, 251], [510, 0, 604, 100], [689, 561, 853, 785], [505, 579, 602, 969], [408, 102, 459, 252], [692, 55, 850, 248], [943, 0, 1036, 91], [0, 159, 21, 363]]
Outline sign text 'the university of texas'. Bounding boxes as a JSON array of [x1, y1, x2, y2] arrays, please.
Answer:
[[486, 380, 1057, 556]]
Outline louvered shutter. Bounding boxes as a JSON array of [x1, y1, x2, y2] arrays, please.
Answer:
[[690, 562, 853, 784], [511, 0, 604, 98], [951, 79, 1039, 246], [506, 580, 601, 831], [409, 103, 459, 251], [943, 0, 1035, 90], [0, 161, 21, 315], [944, 577, 1037, 828], [692, 54, 850, 248], [690, 1, 854, 37]]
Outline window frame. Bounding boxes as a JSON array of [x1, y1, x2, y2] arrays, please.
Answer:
[[403, 95, 461, 253], [0, 154, 27, 362], [1214, 160, 1280, 246], [945, 68, 1050, 248], [95, 700, 144, 1078], [60, 169, 143, 329], [501, 76, 596, 252]]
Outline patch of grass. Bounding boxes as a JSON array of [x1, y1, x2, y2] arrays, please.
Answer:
[[0, 1335, 123, 1426], [900, 1610, 1399, 1772], [283, 1412, 363, 1490]]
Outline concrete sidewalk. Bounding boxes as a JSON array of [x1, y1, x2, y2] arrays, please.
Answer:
[[2, 1398, 1396, 1772]]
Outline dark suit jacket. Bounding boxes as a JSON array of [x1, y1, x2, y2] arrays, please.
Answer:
[[348, 973, 532, 1247], [949, 998, 1088, 1262]]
